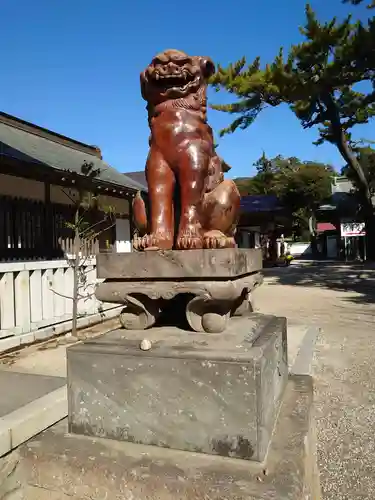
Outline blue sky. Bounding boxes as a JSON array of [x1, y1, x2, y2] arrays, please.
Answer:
[[1, 0, 373, 178]]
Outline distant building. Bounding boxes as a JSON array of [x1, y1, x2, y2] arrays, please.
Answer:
[[236, 194, 292, 262], [316, 176, 366, 260]]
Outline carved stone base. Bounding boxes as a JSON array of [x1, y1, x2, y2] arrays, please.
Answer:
[[96, 249, 263, 333]]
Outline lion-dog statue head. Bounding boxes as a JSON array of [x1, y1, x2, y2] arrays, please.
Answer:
[[140, 49, 215, 106]]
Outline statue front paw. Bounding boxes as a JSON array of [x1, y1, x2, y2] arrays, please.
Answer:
[[203, 230, 236, 249], [134, 232, 173, 251], [176, 225, 203, 250]]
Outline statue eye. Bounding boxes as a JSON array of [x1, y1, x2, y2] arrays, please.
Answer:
[[200, 57, 215, 78]]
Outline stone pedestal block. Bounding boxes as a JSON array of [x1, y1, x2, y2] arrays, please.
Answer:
[[96, 247, 262, 279], [67, 313, 288, 462], [95, 248, 263, 333]]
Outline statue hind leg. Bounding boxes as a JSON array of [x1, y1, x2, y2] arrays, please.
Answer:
[[201, 179, 240, 249], [132, 191, 149, 250]]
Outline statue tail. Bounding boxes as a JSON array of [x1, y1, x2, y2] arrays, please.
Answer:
[[132, 191, 148, 236]]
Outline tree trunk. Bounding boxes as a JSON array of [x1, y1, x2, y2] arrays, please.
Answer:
[[365, 219, 375, 260], [71, 209, 80, 337], [323, 93, 371, 199], [363, 203, 375, 260], [337, 145, 375, 259], [323, 93, 374, 259], [310, 234, 318, 257], [308, 213, 319, 258]]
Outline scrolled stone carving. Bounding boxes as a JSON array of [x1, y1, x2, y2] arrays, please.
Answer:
[[97, 273, 262, 333], [119, 294, 161, 330], [231, 289, 254, 317], [185, 295, 231, 334]]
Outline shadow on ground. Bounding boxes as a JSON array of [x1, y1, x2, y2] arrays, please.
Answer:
[[263, 261, 375, 305]]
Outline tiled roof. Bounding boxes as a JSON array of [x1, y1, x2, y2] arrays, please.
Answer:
[[124, 171, 147, 191], [240, 195, 284, 213], [317, 222, 337, 232], [0, 113, 145, 192]]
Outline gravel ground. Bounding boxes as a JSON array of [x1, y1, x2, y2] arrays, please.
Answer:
[[254, 263, 375, 500]]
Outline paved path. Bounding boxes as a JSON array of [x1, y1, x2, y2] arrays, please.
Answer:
[[0, 317, 121, 459], [254, 263, 375, 500], [0, 371, 65, 417]]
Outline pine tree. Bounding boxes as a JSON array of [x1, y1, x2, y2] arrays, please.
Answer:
[[343, 0, 375, 8], [210, 3, 375, 257]]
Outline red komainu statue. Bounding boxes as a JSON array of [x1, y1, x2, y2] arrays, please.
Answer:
[[133, 49, 240, 251]]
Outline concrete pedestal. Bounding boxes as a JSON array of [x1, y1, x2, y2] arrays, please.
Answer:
[[67, 313, 288, 462]]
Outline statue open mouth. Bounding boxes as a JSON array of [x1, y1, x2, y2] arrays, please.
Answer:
[[149, 70, 196, 92]]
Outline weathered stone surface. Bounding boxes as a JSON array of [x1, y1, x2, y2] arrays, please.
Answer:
[[96, 248, 262, 280], [96, 271, 263, 332], [95, 248, 263, 334], [8, 375, 320, 500], [96, 273, 263, 303], [67, 313, 288, 462]]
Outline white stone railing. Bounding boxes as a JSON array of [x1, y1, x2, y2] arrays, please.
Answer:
[[0, 258, 115, 340]]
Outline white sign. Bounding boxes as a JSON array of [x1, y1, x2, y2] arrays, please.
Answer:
[[340, 222, 366, 237]]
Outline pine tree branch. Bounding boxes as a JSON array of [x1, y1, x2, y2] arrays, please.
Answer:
[[343, 0, 375, 8], [322, 92, 371, 200]]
